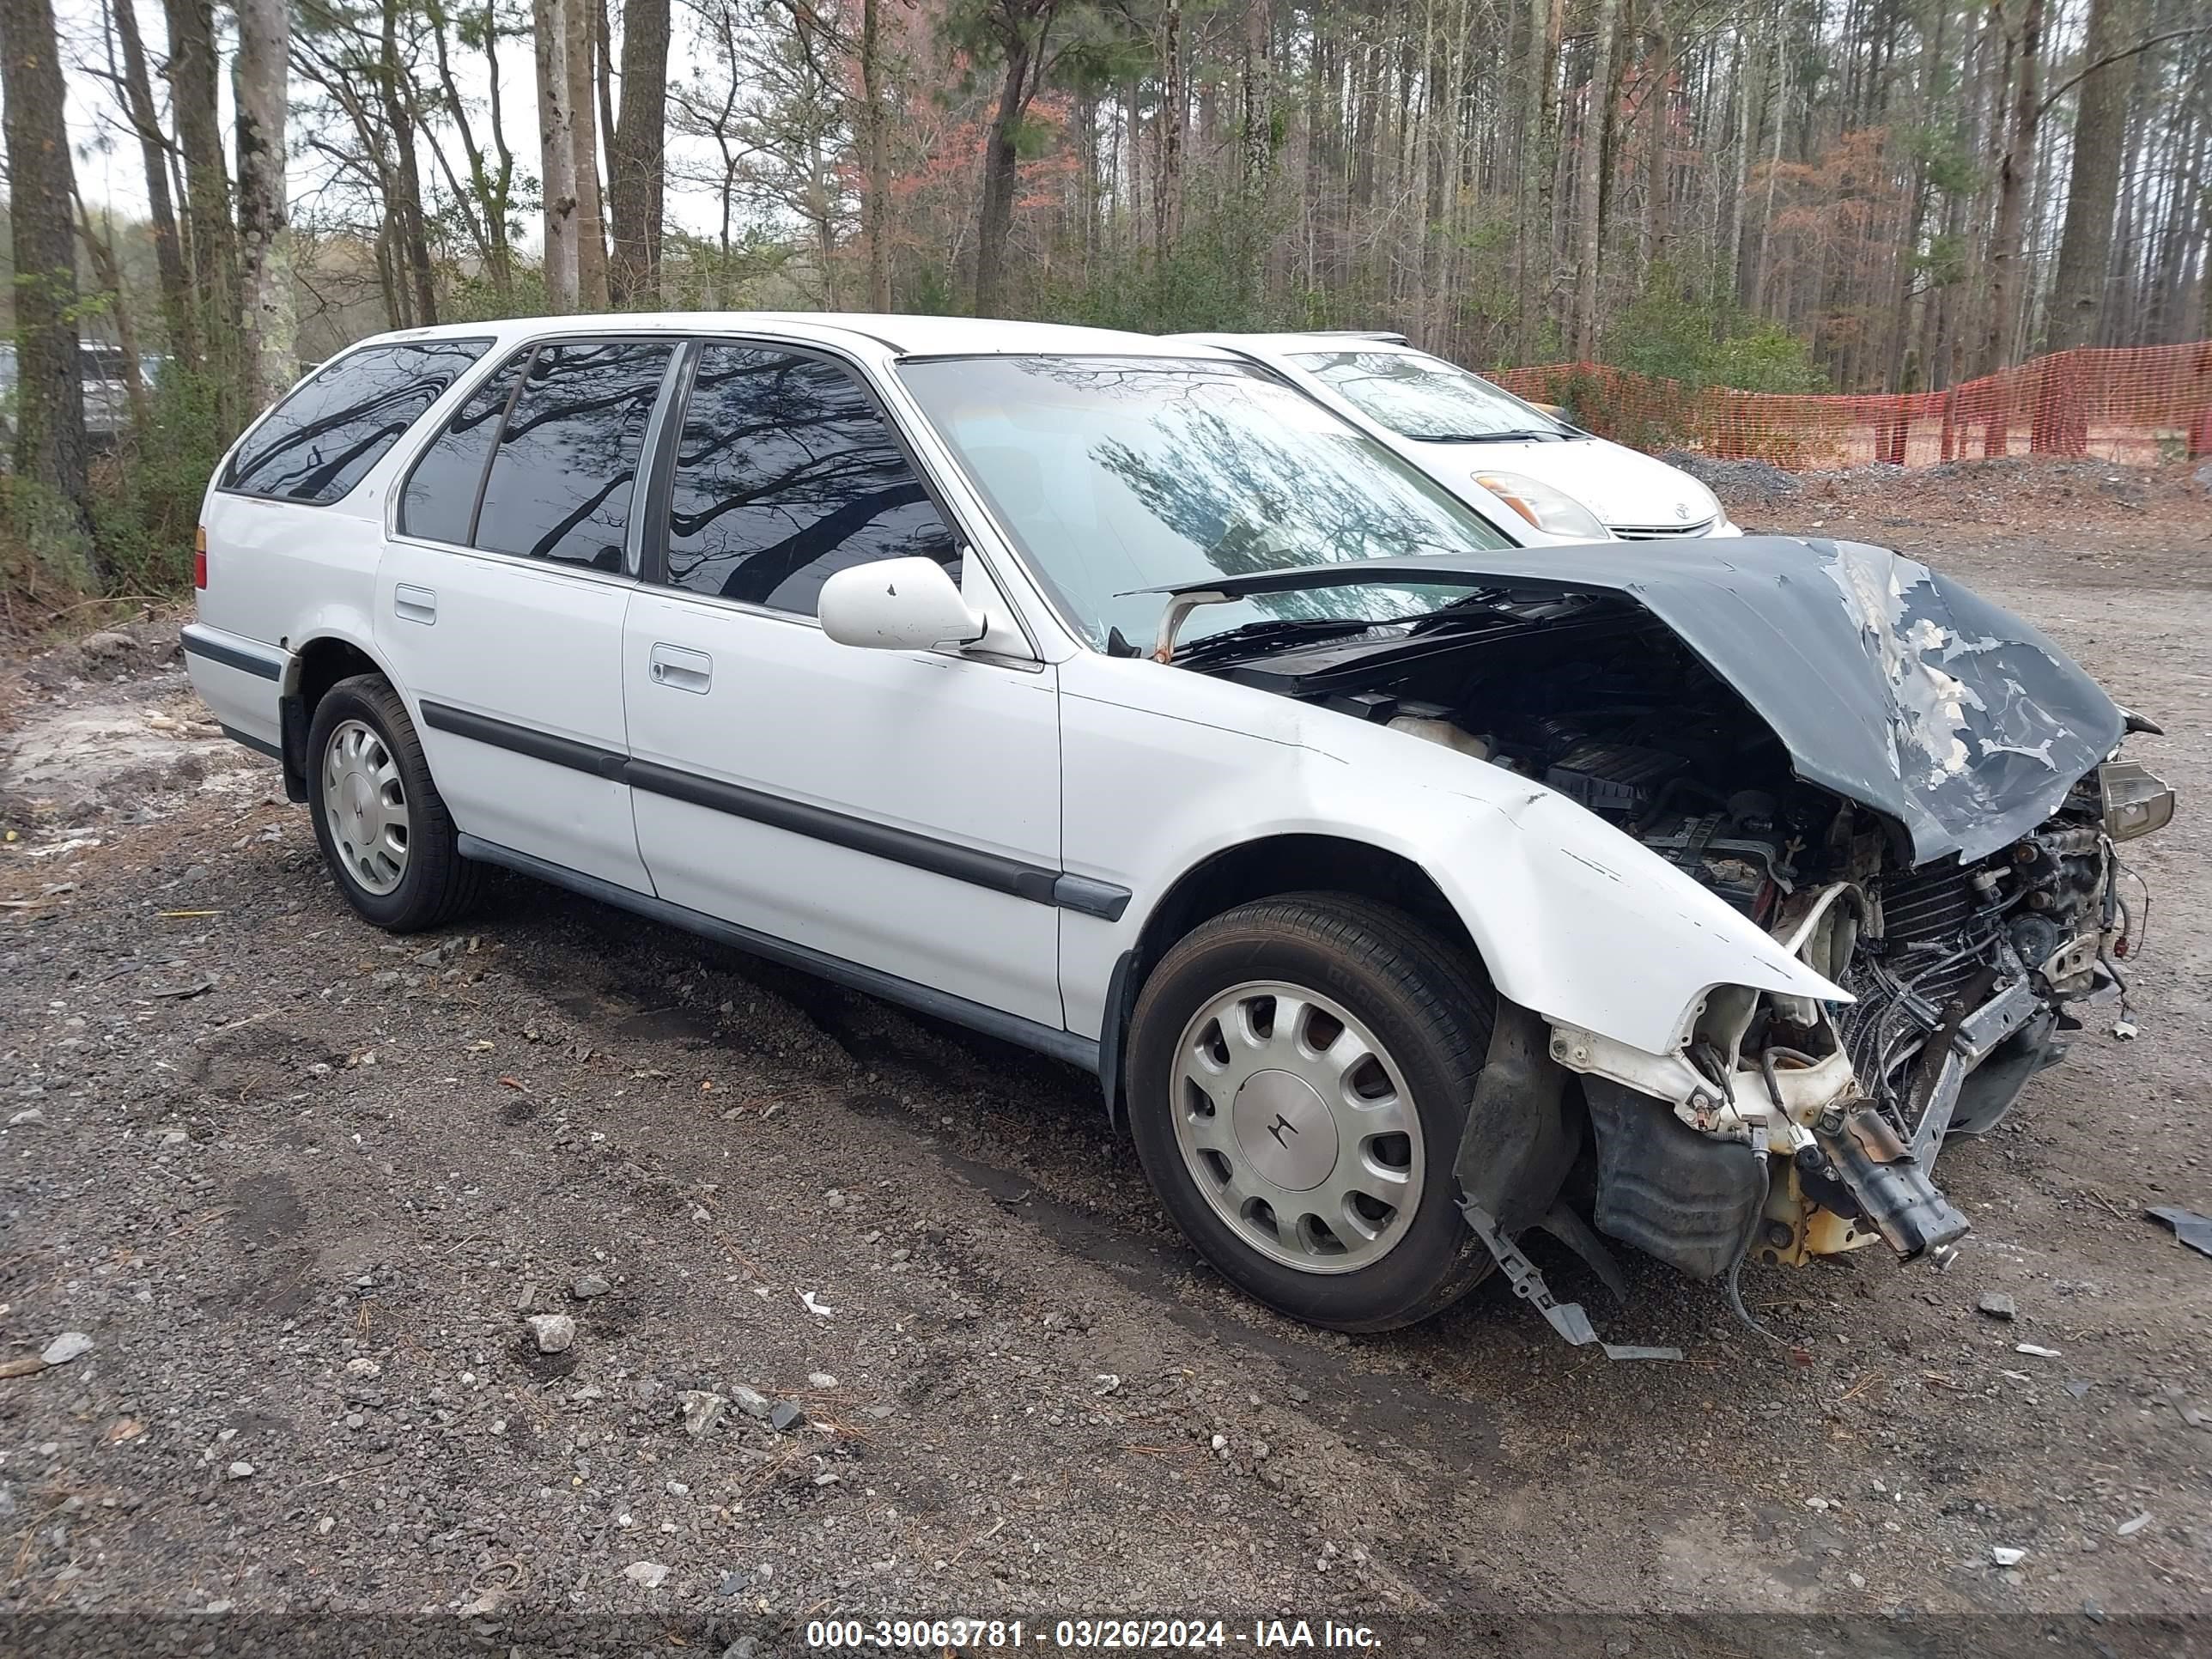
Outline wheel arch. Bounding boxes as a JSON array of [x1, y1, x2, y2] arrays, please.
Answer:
[[281, 632, 394, 803], [1098, 833, 1485, 1131]]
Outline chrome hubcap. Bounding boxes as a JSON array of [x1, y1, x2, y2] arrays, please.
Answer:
[[322, 720, 410, 896], [1172, 981, 1422, 1274]]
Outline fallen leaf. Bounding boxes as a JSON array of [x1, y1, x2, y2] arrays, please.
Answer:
[[497, 1077, 526, 1091]]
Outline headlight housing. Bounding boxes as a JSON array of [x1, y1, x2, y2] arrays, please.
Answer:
[[1694, 481, 1731, 530], [2099, 759, 2175, 842], [1472, 470, 1610, 541]]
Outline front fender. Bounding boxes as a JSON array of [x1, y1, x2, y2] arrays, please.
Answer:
[[1060, 654, 1844, 1060], [1381, 780, 1845, 1055]]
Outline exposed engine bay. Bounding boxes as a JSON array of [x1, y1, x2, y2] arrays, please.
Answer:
[[1153, 538, 2174, 1298]]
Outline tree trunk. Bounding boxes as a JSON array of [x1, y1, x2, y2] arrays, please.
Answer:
[[609, 0, 672, 305], [1982, 0, 2044, 453], [1156, 0, 1187, 252], [1723, 13, 1750, 307], [567, 0, 611, 308], [1515, 0, 1560, 355], [1237, 0, 1273, 299], [2, 0, 100, 574], [234, 0, 295, 413], [1640, 0, 1668, 276], [380, 0, 440, 325], [2045, 0, 2142, 351], [974, 33, 1035, 316], [860, 0, 892, 310], [1571, 0, 1620, 360], [112, 0, 198, 370], [163, 0, 240, 426], [534, 0, 580, 310]]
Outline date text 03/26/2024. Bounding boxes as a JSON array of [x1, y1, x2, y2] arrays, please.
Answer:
[[804, 1618, 1384, 1650]]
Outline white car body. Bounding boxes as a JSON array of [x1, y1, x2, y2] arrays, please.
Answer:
[[1177, 331, 1743, 541], [184, 312, 2161, 1337], [186, 313, 1799, 1065]]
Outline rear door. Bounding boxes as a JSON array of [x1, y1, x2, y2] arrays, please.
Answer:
[[621, 340, 1065, 1029], [375, 336, 681, 891]]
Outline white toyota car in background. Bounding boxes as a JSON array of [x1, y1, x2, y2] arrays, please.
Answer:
[[182, 312, 2167, 1352], [1179, 331, 1740, 542]]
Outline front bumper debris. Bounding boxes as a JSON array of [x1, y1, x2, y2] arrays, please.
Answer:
[[1806, 1103, 1969, 1259]]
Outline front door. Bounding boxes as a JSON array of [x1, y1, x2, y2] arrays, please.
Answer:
[[621, 342, 1064, 1029]]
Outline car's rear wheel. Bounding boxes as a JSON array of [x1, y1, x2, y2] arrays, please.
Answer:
[[307, 674, 482, 933], [1125, 894, 1496, 1332]]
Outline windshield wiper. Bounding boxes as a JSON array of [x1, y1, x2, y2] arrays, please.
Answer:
[[1415, 428, 1559, 443], [1174, 617, 1379, 665], [1401, 588, 1516, 633]]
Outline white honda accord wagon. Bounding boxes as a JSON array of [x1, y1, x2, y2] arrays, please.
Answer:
[[185, 313, 2169, 1343]]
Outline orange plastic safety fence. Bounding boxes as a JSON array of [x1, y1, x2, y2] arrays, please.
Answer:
[[1485, 340, 2212, 469]]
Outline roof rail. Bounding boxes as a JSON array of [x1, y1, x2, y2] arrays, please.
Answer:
[[1291, 330, 1411, 345]]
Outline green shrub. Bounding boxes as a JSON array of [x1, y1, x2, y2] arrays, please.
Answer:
[[1605, 262, 1828, 394], [85, 363, 232, 595]]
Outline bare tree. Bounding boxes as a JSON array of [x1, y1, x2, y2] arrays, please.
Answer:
[[534, 0, 581, 308], [610, 0, 673, 303], [2046, 0, 2142, 350], [960, 0, 1063, 317], [236, 0, 298, 410], [860, 0, 892, 309], [108, 0, 200, 370], [165, 0, 241, 418], [566, 0, 611, 306], [1571, 0, 1621, 360], [425, 0, 520, 300], [3, 0, 101, 573]]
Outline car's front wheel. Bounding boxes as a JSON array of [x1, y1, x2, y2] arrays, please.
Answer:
[[306, 673, 482, 933], [1125, 894, 1496, 1332]]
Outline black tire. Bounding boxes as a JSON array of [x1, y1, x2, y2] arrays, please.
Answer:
[[305, 673, 483, 933], [1125, 892, 1497, 1332]]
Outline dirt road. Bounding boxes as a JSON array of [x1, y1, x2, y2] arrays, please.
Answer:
[[2, 461, 2208, 1656]]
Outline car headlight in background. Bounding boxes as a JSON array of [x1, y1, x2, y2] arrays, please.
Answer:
[[1693, 481, 1731, 530], [1472, 471, 1610, 541], [2098, 760, 2174, 842]]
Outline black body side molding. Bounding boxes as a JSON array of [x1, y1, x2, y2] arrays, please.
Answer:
[[422, 700, 1134, 921]]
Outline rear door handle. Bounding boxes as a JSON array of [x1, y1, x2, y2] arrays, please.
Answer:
[[394, 584, 437, 625], [648, 642, 712, 694]]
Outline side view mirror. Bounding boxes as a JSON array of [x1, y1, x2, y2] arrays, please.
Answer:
[[817, 556, 985, 652]]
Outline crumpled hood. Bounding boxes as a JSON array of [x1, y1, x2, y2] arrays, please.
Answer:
[[1159, 536, 2124, 866]]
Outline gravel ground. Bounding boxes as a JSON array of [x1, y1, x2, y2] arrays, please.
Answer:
[[1, 466, 2208, 1656]]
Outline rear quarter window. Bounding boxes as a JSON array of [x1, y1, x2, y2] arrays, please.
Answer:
[[221, 338, 492, 504]]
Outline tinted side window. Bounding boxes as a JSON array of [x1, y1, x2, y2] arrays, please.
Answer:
[[398, 348, 531, 544], [475, 340, 674, 570], [665, 346, 956, 614], [222, 339, 491, 502]]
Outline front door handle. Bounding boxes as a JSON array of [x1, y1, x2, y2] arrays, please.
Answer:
[[394, 584, 437, 625], [648, 642, 712, 694]]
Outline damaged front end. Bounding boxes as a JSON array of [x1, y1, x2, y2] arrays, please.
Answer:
[[1151, 536, 2175, 1304], [1554, 805, 2134, 1283]]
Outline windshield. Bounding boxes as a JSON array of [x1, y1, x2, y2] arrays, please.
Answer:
[[896, 356, 1514, 650], [1290, 349, 1569, 442]]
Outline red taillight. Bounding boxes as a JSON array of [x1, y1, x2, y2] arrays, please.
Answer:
[[193, 526, 208, 590]]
